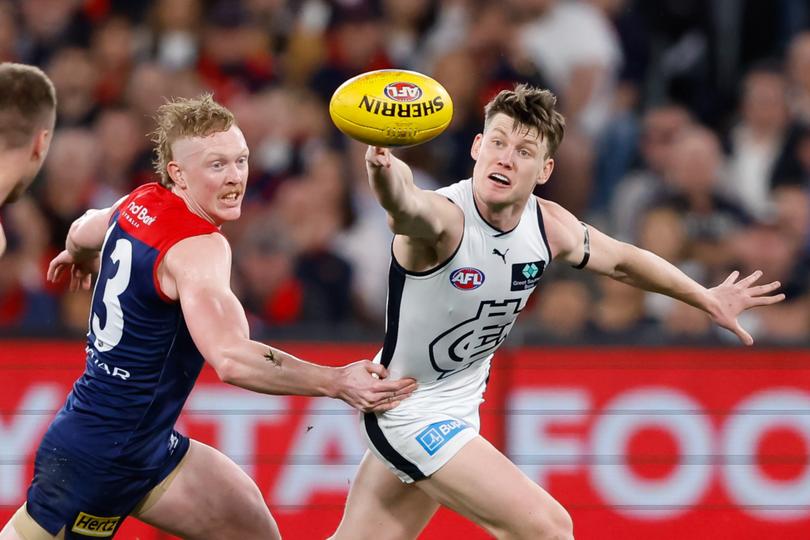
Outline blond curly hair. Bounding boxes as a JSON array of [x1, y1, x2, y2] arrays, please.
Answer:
[[151, 94, 235, 188]]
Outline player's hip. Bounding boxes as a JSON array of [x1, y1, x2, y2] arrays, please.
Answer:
[[361, 403, 481, 484], [24, 431, 190, 538]]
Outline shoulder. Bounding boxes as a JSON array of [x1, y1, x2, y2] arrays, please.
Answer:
[[163, 232, 231, 278], [536, 197, 581, 259]]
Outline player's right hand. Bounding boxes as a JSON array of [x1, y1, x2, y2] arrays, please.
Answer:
[[47, 249, 99, 292], [334, 360, 416, 413], [365, 146, 392, 169]]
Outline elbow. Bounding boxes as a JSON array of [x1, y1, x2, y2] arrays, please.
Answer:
[[214, 358, 237, 385], [211, 349, 243, 386]]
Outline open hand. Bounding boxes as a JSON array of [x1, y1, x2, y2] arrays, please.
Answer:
[[707, 270, 785, 345], [47, 249, 99, 292], [334, 360, 416, 413]]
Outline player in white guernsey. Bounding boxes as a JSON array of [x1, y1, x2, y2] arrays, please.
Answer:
[[330, 85, 785, 540]]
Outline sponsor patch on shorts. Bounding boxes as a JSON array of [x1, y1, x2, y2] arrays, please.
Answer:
[[415, 419, 470, 456], [71, 512, 120, 537]]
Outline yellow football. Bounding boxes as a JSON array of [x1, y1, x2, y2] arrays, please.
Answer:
[[329, 69, 453, 147]]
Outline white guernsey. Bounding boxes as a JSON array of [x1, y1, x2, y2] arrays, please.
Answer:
[[363, 178, 552, 481]]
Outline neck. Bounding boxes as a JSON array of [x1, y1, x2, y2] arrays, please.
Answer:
[[472, 184, 525, 232], [171, 185, 218, 226]]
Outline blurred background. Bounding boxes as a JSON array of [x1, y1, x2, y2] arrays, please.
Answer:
[[0, 1, 809, 538], [0, 0, 808, 344]]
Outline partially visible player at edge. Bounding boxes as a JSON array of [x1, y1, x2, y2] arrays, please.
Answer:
[[0, 94, 416, 540], [0, 62, 56, 257], [329, 84, 786, 540]]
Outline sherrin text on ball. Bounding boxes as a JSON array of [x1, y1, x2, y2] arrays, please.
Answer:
[[329, 69, 453, 147]]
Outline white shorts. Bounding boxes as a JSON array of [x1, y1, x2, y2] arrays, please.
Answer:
[[361, 409, 479, 483]]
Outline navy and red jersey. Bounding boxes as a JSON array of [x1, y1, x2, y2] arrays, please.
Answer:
[[47, 183, 220, 474]]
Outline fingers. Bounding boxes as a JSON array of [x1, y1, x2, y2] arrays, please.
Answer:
[[365, 146, 391, 167], [738, 270, 764, 288], [365, 362, 389, 379], [47, 262, 60, 283], [723, 270, 740, 285], [369, 400, 401, 413], [373, 378, 417, 394], [733, 321, 754, 346], [751, 293, 786, 306], [747, 280, 781, 296], [69, 269, 80, 292]]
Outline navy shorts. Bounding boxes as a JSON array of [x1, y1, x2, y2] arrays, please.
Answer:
[[25, 431, 190, 539]]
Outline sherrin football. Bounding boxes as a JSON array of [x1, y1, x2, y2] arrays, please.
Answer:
[[329, 69, 453, 147]]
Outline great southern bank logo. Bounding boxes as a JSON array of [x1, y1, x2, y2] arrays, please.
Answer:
[[450, 267, 485, 290], [416, 419, 470, 455]]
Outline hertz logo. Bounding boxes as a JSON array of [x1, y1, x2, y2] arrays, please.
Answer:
[[358, 95, 445, 118], [71, 512, 120, 537]]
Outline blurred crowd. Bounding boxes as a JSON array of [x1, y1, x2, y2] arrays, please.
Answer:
[[1, 0, 809, 344]]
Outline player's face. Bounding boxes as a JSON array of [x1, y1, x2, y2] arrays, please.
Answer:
[[170, 125, 249, 225], [470, 113, 553, 208]]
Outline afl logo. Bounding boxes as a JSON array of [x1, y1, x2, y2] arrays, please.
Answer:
[[384, 82, 423, 102], [450, 267, 485, 290]]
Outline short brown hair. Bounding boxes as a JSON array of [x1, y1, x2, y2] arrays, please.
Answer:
[[0, 63, 57, 149], [484, 84, 565, 158], [151, 94, 235, 188]]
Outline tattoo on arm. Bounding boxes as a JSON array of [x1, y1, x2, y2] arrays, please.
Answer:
[[264, 347, 281, 367]]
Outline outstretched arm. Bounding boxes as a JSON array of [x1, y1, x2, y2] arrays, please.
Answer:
[[165, 233, 416, 412], [46, 197, 125, 291], [542, 199, 785, 345], [366, 146, 461, 242]]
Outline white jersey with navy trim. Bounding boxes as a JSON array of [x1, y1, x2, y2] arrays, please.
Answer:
[[363, 178, 553, 482]]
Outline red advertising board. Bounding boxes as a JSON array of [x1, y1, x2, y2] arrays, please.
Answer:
[[0, 341, 808, 539]]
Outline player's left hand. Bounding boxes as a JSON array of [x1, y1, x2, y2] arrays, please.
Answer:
[[47, 249, 100, 292], [706, 270, 785, 345], [333, 360, 417, 413]]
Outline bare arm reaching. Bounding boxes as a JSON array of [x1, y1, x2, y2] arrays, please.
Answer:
[[541, 198, 785, 345], [163, 233, 416, 412], [366, 146, 461, 240], [46, 197, 125, 291], [366, 146, 464, 271]]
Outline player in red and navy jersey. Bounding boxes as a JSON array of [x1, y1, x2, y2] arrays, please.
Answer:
[[0, 94, 415, 540], [0, 63, 56, 257]]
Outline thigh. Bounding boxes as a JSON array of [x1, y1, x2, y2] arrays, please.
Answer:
[[0, 505, 63, 540], [331, 451, 439, 540], [417, 436, 572, 539], [133, 440, 278, 540]]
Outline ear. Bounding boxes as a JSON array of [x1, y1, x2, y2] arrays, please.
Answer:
[[167, 162, 186, 188], [470, 133, 483, 161], [30, 129, 52, 162], [536, 157, 554, 186]]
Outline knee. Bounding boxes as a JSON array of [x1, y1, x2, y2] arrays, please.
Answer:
[[499, 504, 573, 540], [527, 505, 574, 540]]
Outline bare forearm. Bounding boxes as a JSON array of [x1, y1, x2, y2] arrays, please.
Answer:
[[66, 209, 108, 258], [367, 154, 417, 216], [612, 246, 716, 313], [216, 340, 338, 398]]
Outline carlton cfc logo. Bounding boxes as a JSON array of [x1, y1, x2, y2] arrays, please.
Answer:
[[450, 268, 485, 290], [384, 82, 423, 102]]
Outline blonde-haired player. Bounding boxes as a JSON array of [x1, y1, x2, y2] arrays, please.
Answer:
[[330, 84, 785, 539], [0, 94, 415, 540]]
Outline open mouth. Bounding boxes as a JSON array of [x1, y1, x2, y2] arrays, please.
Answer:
[[221, 190, 242, 203], [488, 173, 510, 186]]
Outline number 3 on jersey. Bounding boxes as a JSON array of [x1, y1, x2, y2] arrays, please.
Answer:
[[91, 235, 133, 352]]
